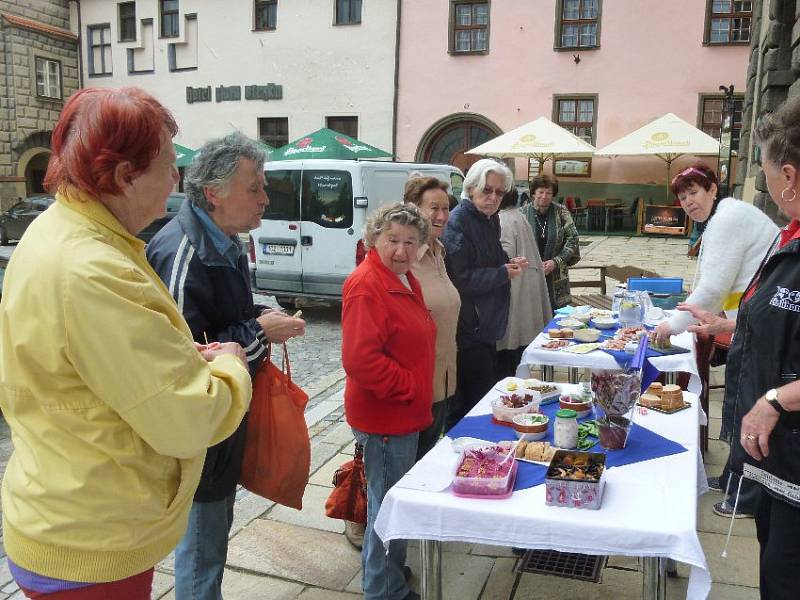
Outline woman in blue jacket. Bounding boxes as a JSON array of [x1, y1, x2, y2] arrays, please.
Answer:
[[442, 159, 527, 429]]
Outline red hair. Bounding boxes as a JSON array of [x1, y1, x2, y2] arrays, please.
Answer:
[[44, 87, 178, 197], [669, 162, 718, 197]]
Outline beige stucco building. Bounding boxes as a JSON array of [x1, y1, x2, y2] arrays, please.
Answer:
[[0, 0, 79, 209], [74, 0, 398, 157]]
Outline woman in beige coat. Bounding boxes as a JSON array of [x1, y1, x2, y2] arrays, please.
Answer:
[[405, 176, 461, 459], [497, 189, 553, 378]]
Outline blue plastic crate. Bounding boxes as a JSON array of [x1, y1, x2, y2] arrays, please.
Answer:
[[627, 277, 684, 294]]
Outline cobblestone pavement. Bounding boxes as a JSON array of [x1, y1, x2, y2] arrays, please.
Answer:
[[0, 236, 761, 599]]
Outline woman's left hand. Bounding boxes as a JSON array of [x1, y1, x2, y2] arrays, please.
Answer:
[[740, 397, 781, 461], [510, 256, 529, 271]]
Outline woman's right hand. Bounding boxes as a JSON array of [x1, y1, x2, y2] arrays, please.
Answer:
[[195, 341, 247, 365], [677, 303, 736, 336], [542, 260, 556, 276]]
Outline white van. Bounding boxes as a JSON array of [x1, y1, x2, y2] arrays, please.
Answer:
[[249, 159, 463, 306]]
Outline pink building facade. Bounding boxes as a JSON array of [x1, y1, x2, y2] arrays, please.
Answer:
[[396, 0, 750, 201]]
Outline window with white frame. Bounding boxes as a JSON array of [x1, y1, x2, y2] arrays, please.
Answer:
[[35, 57, 61, 99]]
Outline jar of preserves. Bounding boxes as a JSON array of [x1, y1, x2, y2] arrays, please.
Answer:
[[554, 409, 578, 449]]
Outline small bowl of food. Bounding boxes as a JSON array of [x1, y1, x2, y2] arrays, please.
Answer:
[[557, 318, 586, 330], [624, 341, 640, 354], [573, 328, 601, 342], [591, 317, 618, 330], [512, 413, 549, 441], [559, 394, 593, 418], [491, 393, 537, 422], [570, 312, 591, 324]]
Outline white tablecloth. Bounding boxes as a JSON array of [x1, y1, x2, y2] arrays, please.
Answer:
[[375, 385, 711, 600], [517, 330, 702, 395]]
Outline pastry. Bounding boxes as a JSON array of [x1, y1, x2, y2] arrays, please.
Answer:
[[639, 393, 662, 408], [548, 328, 561, 337], [646, 382, 663, 397]]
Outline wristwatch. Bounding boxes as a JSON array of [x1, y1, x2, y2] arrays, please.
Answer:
[[765, 388, 787, 415]]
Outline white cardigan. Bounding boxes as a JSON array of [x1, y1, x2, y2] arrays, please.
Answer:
[[667, 197, 779, 334]]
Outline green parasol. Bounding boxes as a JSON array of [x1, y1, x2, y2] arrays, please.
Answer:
[[174, 143, 198, 168], [269, 128, 392, 161]]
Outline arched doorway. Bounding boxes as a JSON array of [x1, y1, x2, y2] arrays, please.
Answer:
[[416, 114, 502, 174], [24, 151, 50, 196]]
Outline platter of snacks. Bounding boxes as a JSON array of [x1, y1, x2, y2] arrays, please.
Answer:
[[561, 342, 602, 354], [539, 339, 573, 351], [638, 382, 690, 414], [600, 338, 627, 351], [573, 328, 601, 342], [452, 442, 518, 498], [615, 326, 647, 342], [589, 308, 614, 320], [514, 440, 558, 464], [545, 450, 607, 510], [493, 378, 561, 402], [645, 331, 692, 355]]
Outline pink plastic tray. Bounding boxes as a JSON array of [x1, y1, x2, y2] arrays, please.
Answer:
[[452, 460, 518, 499]]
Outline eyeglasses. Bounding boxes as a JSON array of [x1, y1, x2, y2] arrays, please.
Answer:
[[670, 167, 709, 186], [481, 187, 507, 197]]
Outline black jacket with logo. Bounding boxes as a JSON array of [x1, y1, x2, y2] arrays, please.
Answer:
[[725, 234, 800, 506], [442, 199, 511, 347], [146, 200, 268, 502]]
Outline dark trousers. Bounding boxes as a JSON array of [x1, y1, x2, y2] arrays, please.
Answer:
[[496, 347, 524, 380], [755, 491, 800, 600], [416, 398, 449, 461], [446, 342, 497, 431], [721, 454, 760, 513]]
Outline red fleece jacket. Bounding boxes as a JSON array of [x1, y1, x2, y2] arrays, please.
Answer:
[[342, 250, 436, 435]]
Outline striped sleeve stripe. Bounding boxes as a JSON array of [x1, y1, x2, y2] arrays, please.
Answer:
[[242, 337, 261, 353], [175, 246, 195, 313], [167, 235, 190, 299], [247, 342, 267, 364]]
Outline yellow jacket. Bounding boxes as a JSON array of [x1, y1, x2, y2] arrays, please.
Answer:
[[0, 191, 252, 582]]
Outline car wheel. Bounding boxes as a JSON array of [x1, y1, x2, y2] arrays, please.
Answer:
[[0, 226, 8, 246], [275, 297, 296, 310]]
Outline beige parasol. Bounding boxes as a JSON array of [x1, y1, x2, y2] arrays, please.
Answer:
[[466, 116, 596, 172], [594, 113, 720, 191]]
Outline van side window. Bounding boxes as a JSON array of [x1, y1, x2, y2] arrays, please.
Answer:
[[264, 170, 301, 220], [301, 170, 353, 229]]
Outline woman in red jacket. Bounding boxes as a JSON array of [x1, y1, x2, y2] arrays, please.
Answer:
[[342, 202, 436, 600]]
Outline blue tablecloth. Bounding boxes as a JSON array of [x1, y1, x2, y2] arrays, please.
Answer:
[[447, 401, 687, 492]]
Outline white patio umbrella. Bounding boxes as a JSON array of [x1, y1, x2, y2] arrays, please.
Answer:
[[594, 113, 720, 192], [466, 116, 596, 170]]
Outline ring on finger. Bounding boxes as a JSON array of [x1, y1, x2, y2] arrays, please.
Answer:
[[743, 433, 757, 442]]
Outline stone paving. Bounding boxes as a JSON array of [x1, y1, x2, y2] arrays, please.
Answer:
[[0, 234, 762, 599]]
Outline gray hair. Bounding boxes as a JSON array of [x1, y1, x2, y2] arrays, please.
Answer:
[[461, 158, 513, 200], [363, 202, 429, 249], [184, 132, 267, 211]]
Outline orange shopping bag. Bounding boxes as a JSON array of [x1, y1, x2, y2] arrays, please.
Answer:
[[239, 343, 310, 509]]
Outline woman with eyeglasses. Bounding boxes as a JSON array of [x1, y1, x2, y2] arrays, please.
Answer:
[[442, 159, 528, 429], [653, 162, 777, 521], [524, 175, 580, 309]]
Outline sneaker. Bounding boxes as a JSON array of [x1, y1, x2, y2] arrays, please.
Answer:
[[713, 500, 754, 519], [344, 520, 365, 550], [707, 476, 723, 492]]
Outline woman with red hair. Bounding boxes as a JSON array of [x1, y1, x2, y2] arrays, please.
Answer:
[[0, 87, 253, 599]]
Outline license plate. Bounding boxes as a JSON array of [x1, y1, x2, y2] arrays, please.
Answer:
[[263, 243, 294, 256]]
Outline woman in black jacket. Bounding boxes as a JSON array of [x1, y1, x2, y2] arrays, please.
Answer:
[[687, 96, 800, 600], [442, 159, 528, 429]]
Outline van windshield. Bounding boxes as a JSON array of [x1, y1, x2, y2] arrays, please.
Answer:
[[301, 170, 353, 229], [263, 170, 300, 220]]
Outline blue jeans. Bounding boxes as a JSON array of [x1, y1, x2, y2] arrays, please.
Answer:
[[353, 429, 418, 600], [174, 492, 236, 600]]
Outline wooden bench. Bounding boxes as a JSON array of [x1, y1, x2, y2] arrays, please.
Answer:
[[568, 264, 663, 310]]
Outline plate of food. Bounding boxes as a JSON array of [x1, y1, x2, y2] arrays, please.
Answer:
[[556, 318, 586, 329], [545, 327, 575, 340], [561, 342, 602, 354], [493, 378, 562, 401], [514, 440, 559, 465], [539, 339, 573, 351]]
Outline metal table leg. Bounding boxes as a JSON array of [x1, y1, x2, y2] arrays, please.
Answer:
[[542, 365, 554, 381], [568, 367, 580, 384], [642, 557, 666, 600], [664, 372, 678, 385], [420, 540, 442, 600]]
